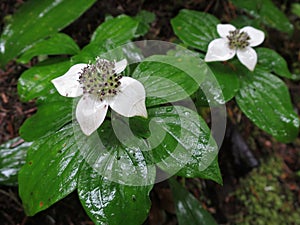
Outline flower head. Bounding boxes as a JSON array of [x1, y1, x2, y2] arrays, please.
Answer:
[[205, 24, 265, 71], [51, 58, 147, 136]]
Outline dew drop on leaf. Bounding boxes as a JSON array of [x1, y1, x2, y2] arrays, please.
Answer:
[[132, 195, 136, 202]]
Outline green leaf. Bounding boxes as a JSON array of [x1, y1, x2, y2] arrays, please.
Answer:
[[236, 68, 299, 142], [171, 9, 219, 51], [18, 124, 83, 216], [207, 62, 240, 102], [256, 47, 292, 78], [134, 10, 156, 37], [132, 55, 207, 106], [144, 106, 219, 181], [19, 92, 73, 141], [146, 54, 205, 84], [73, 119, 156, 186], [74, 119, 155, 224], [19, 104, 219, 217], [71, 42, 107, 64], [230, 15, 261, 28], [149, 106, 222, 183], [0, 137, 31, 186], [0, 0, 97, 67], [78, 162, 152, 225], [177, 156, 222, 184], [75, 105, 219, 185], [292, 3, 300, 18], [169, 178, 218, 225], [91, 15, 139, 46], [17, 33, 80, 63], [230, 0, 293, 34], [72, 15, 140, 64], [18, 58, 71, 101]]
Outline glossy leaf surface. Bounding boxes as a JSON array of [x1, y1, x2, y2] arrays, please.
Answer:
[[19, 92, 73, 141], [132, 55, 207, 106], [169, 178, 218, 225], [143, 106, 219, 181], [171, 9, 219, 51], [18, 124, 83, 216], [0, 0, 96, 67], [18, 58, 71, 102], [71, 15, 140, 64], [78, 162, 152, 225], [177, 156, 222, 184], [256, 47, 292, 78], [0, 137, 31, 186], [236, 68, 299, 142], [231, 0, 293, 34], [19, 104, 221, 218], [18, 33, 80, 63], [91, 15, 138, 45], [207, 62, 240, 103]]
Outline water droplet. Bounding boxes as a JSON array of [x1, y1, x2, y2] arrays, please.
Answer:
[[184, 111, 190, 116], [166, 107, 173, 112], [132, 195, 136, 201]]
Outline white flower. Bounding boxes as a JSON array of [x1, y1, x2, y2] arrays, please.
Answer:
[[205, 24, 265, 71], [51, 58, 147, 136]]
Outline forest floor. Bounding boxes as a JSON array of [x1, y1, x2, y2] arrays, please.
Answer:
[[0, 0, 300, 224]]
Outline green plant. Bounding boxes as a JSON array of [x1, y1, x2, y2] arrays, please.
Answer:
[[0, 1, 299, 225]]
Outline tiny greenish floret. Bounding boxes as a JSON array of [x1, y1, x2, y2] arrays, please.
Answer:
[[78, 58, 122, 101], [227, 29, 250, 49]]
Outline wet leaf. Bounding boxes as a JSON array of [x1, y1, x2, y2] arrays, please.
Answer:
[[198, 62, 240, 105], [17, 33, 80, 63], [0, 0, 97, 67], [144, 106, 219, 181], [169, 178, 218, 225], [0, 137, 31, 186], [132, 55, 207, 106], [177, 157, 222, 184], [144, 54, 206, 85], [134, 10, 156, 37], [78, 162, 153, 225], [19, 104, 220, 217], [236, 68, 299, 142], [256, 47, 292, 78], [18, 124, 83, 216], [18, 58, 71, 102], [74, 105, 220, 186], [74, 120, 156, 187], [171, 9, 219, 51], [231, 0, 293, 34], [19, 92, 73, 141], [71, 42, 107, 64], [91, 15, 139, 45], [72, 15, 139, 63]]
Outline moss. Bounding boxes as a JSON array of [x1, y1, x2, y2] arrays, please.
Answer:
[[233, 156, 300, 225]]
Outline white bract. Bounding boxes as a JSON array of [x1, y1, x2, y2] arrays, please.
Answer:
[[205, 24, 265, 71], [51, 58, 147, 136]]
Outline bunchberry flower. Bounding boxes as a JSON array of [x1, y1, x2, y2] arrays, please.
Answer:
[[205, 24, 265, 71], [51, 58, 147, 136]]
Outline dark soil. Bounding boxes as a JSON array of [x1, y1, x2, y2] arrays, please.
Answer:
[[1, 0, 300, 225]]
